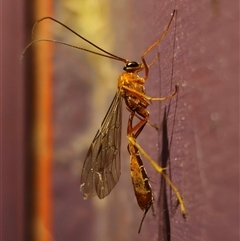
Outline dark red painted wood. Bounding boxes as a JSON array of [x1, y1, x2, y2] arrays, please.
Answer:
[[1, 1, 26, 241]]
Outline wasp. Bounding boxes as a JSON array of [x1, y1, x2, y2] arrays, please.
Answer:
[[78, 9, 186, 232], [23, 9, 185, 233]]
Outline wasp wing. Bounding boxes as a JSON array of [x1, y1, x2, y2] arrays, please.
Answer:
[[80, 92, 122, 199]]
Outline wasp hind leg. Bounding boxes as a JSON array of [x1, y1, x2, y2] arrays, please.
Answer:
[[127, 136, 186, 218]]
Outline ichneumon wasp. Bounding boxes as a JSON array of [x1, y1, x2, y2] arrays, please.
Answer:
[[23, 9, 186, 233]]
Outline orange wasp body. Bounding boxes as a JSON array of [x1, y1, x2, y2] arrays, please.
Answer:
[[79, 9, 185, 232], [24, 9, 185, 233]]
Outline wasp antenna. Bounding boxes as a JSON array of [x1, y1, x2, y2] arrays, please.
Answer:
[[30, 16, 127, 63], [22, 38, 127, 62]]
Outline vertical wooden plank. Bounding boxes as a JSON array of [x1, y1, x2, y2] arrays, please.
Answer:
[[1, 1, 25, 241], [30, 1, 53, 241]]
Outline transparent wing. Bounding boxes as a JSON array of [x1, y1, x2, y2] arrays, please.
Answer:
[[80, 92, 122, 199]]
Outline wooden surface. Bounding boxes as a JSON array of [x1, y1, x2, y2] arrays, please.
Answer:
[[51, 1, 239, 241], [1, 0, 238, 241], [30, 0, 54, 240], [1, 1, 25, 241]]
